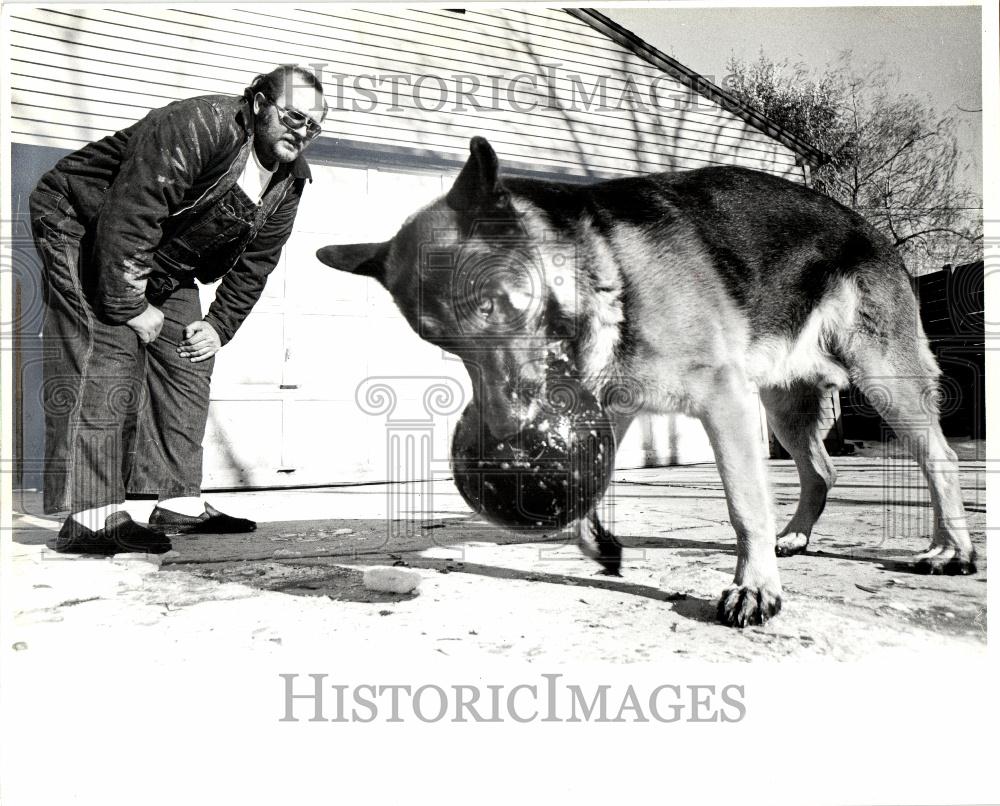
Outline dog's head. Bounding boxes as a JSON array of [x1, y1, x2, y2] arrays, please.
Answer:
[[318, 137, 573, 437]]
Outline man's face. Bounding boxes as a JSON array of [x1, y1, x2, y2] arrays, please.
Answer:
[[253, 84, 325, 166]]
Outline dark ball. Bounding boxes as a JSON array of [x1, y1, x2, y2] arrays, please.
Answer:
[[450, 379, 617, 530]]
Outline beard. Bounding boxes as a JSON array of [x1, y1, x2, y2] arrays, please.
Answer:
[[252, 117, 300, 168]]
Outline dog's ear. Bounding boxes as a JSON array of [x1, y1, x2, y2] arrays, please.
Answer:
[[446, 136, 510, 213], [316, 243, 389, 283]]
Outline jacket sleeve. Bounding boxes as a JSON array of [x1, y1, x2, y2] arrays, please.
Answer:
[[92, 99, 224, 324], [203, 178, 305, 346]]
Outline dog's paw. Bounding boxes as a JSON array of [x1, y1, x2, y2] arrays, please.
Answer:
[[775, 531, 809, 557], [913, 545, 978, 576], [716, 583, 783, 627]]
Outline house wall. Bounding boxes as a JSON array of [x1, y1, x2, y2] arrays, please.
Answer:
[[9, 6, 806, 491]]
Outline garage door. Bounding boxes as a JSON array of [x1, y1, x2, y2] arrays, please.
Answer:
[[202, 163, 473, 488]]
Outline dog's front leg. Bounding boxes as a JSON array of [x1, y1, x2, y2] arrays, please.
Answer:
[[572, 410, 636, 576], [575, 511, 623, 576], [698, 368, 783, 627]]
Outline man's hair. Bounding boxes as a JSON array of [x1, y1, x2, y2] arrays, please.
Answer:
[[244, 65, 327, 119]]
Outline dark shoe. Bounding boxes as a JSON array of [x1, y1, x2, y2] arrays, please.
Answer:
[[149, 502, 256, 535], [47, 511, 173, 555]]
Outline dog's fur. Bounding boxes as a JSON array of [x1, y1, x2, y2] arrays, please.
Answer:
[[317, 136, 976, 627]]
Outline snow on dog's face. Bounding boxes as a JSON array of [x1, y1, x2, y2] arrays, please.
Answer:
[[317, 137, 560, 437]]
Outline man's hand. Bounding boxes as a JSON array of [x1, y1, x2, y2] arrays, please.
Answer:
[[127, 305, 164, 344], [178, 320, 222, 363]]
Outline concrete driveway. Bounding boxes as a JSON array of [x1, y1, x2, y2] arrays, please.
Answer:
[[8, 445, 987, 663]]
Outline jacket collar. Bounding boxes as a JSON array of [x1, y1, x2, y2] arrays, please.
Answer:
[[290, 155, 313, 181]]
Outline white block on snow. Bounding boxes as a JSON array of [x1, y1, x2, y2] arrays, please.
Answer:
[[362, 566, 421, 595]]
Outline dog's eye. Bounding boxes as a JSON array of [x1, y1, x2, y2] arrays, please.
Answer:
[[478, 298, 494, 318]]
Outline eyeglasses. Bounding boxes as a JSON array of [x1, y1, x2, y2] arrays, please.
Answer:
[[270, 99, 323, 141]]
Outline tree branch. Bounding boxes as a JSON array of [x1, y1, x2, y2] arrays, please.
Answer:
[[893, 227, 981, 247]]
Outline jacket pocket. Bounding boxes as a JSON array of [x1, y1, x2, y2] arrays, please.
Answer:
[[157, 186, 254, 271], [30, 190, 85, 244]]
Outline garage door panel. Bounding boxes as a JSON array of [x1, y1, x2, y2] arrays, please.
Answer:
[[202, 400, 283, 488], [210, 311, 284, 388], [283, 399, 392, 483], [366, 169, 447, 227], [363, 322, 456, 377], [283, 394, 467, 485], [282, 233, 383, 314], [282, 313, 371, 395], [292, 166, 370, 235]]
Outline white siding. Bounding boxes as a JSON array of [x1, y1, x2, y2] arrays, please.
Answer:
[[10, 6, 803, 176]]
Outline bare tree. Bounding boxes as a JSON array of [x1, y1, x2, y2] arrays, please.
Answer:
[[725, 54, 982, 274]]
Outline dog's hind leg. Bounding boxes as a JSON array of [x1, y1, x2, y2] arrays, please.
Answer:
[[575, 511, 623, 576], [698, 366, 783, 626], [844, 282, 976, 574], [760, 383, 838, 557], [851, 352, 976, 574]]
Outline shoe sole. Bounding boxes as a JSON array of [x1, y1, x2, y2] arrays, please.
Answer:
[[149, 523, 256, 536], [45, 538, 170, 555]]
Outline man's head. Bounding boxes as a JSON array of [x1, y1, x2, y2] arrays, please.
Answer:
[[245, 65, 327, 168]]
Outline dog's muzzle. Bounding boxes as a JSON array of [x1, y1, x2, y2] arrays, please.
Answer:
[[479, 391, 539, 439]]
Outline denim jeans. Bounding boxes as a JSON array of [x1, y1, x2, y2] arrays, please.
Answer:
[[30, 188, 221, 514]]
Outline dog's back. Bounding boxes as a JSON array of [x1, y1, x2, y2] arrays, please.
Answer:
[[509, 166, 910, 336]]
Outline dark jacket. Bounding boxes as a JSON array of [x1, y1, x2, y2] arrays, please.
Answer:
[[34, 94, 311, 345]]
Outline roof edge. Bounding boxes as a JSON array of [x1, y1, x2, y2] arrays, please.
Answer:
[[568, 8, 830, 169]]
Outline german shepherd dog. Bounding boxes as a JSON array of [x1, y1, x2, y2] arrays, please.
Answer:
[[317, 137, 976, 627]]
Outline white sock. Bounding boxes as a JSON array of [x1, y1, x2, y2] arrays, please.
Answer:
[[158, 496, 206, 518], [72, 503, 124, 531]]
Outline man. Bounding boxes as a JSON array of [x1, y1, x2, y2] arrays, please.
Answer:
[[30, 65, 326, 554]]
